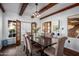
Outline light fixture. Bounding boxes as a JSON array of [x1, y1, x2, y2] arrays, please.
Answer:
[[32, 3, 40, 18]]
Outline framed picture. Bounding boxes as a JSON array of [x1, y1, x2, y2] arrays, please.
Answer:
[[68, 18, 79, 38]]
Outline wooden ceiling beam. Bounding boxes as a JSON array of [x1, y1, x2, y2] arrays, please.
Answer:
[[0, 3, 5, 13], [19, 3, 28, 16], [39, 3, 57, 14], [40, 3, 79, 20]]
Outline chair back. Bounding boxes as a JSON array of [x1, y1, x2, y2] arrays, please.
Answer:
[[25, 36, 32, 55], [44, 33, 52, 46], [23, 34, 27, 47], [55, 37, 67, 56]]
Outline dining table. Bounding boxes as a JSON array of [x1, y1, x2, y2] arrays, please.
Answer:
[[29, 34, 59, 47], [32, 36, 52, 47], [30, 35, 52, 55], [28, 34, 60, 55]]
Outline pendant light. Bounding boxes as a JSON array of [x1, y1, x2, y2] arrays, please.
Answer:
[[32, 3, 40, 18]]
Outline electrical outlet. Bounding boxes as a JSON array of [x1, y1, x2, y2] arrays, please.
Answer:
[[68, 40, 70, 43]]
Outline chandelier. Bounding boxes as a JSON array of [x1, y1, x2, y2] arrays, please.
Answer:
[[32, 3, 40, 18]]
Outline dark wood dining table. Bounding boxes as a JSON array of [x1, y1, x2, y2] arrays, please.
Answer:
[[28, 34, 58, 55], [31, 36, 52, 47]]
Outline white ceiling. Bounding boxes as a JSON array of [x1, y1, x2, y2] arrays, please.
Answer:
[[2, 3, 75, 18], [3, 3, 21, 14]]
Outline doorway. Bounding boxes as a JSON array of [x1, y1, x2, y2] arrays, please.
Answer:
[[8, 20, 21, 45]]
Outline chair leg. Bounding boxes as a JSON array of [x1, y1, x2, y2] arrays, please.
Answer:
[[25, 48, 32, 56], [25, 48, 29, 56], [40, 50, 47, 56], [30, 53, 32, 56], [41, 51, 44, 56], [27, 52, 32, 56], [23, 46, 25, 51]]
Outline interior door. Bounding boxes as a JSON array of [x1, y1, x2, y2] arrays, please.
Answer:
[[16, 20, 21, 45]]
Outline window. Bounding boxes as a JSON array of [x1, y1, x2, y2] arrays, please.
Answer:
[[42, 21, 51, 33], [31, 22, 37, 34], [8, 20, 16, 37]]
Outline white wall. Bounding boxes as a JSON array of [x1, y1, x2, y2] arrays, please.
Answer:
[[0, 9, 3, 47], [3, 12, 32, 42], [40, 6, 79, 52]]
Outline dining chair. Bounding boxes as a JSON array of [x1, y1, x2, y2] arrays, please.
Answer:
[[23, 34, 28, 51], [43, 37, 67, 56], [43, 33, 52, 46], [25, 35, 42, 56]]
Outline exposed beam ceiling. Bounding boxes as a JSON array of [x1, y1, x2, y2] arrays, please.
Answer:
[[38, 3, 57, 14], [40, 3, 79, 20], [31, 3, 57, 18], [0, 3, 5, 13], [19, 3, 28, 16]]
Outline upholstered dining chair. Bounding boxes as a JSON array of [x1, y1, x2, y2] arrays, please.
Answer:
[[25, 36, 42, 56], [43, 37, 67, 56], [23, 34, 28, 52]]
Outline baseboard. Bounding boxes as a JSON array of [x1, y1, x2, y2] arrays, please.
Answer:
[[64, 48, 79, 56]]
